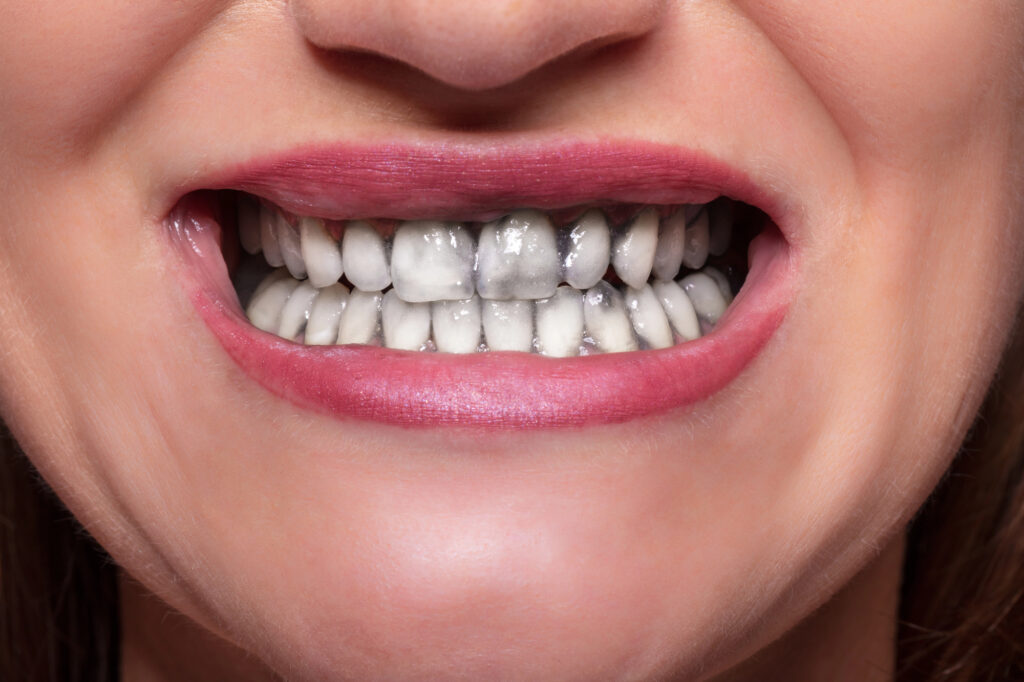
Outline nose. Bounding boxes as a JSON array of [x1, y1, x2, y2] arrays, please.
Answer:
[[289, 0, 668, 91]]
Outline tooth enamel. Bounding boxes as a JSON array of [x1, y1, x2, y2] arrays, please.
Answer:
[[624, 285, 674, 350], [238, 196, 263, 255], [583, 282, 639, 353], [561, 209, 611, 289], [277, 281, 319, 341], [299, 217, 343, 288], [342, 221, 391, 292], [432, 297, 482, 354], [276, 215, 308, 280], [391, 221, 474, 303], [652, 209, 686, 281], [703, 266, 734, 304], [535, 286, 584, 358], [477, 210, 560, 300], [682, 208, 709, 269], [337, 289, 382, 345], [482, 300, 534, 352], [651, 280, 701, 341], [382, 289, 431, 351], [259, 205, 285, 267], [246, 270, 298, 333], [304, 283, 349, 345], [611, 207, 659, 289], [708, 201, 734, 257], [680, 272, 728, 326]]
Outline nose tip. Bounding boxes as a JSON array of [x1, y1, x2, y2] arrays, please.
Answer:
[[289, 0, 667, 91]]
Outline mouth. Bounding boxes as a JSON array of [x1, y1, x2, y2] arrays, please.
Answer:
[[168, 141, 795, 428]]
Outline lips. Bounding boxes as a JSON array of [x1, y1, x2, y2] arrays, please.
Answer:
[[168, 141, 796, 428]]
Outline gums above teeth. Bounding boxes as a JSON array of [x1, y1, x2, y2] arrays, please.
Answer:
[[228, 192, 760, 355]]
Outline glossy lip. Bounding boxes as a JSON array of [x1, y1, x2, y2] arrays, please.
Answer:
[[170, 141, 797, 428]]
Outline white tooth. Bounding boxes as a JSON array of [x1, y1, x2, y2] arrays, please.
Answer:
[[337, 289, 382, 345], [703, 266, 734, 304], [278, 281, 318, 341], [680, 272, 728, 326], [708, 201, 734, 256], [382, 290, 431, 351], [391, 221, 474, 303], [652, 209, 686, 281], [561, 209, 610, 289], [246, 270, 298, 333], [482, 300, 534, 352], [299, 217, 343, 288], [477, 210, 560, 300], [432, 297, 482, 354], [238, 196, 262, 255], [651, 280, 700, 341], [624, 285, 674, 350], [682, 208, 709, 269], [611, 207, 658, 289], [259, 205, 284, 267], [535, 286, 584, 358], [276, 214, 307, 280], [342, 221, 391, 292], [304, 283, 349, 346], [583, 282, 638, 353]]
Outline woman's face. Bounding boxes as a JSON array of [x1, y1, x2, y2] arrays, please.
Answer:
[[2, 1, 1022, 679]]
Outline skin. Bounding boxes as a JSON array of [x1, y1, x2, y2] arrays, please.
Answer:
[[1, 1, 1023, 680]]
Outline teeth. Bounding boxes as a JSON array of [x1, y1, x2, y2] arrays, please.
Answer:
[[276, 215, 308, 280], [561, 209, 611, 289], [651, 280, 701, 342], [299, 218, 343, 288], [583, 281, 638, 353], [337, 289, 382, 345], [652, 209, 686, 281], [624, 285, 674, 350], [679, 272, 728, 326], [391, 221, 475, 303], [277, 281, 318, 341], [382, 290, 431, 351], [708, 201, 734, 257], [703, 266, 734, 304], [342, 221, 391, 292], [536, 286, 584, 357], [238, 196, 263, 255], [682, 208, 709, 270], [477, 210, 560, 300], [259, 205, 285, 268], [482, 300, 534, 352], [432, 297, 482, 354], [305, 283, 349, 346], [246, 270, 299, 333], [611, 207, 659, 290]]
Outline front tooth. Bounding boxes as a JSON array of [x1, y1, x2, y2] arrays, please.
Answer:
[[651, 280, 700, 341], [299, 217, 343, 288], [611, 207, 659, 289], [708, 200, 734, 256], [679, 272, 728, 326], [624, 285, 674, 350], [382, 290, 431, 351], [304, 283, 349, 346], [652, 209, 686, 280], [391, 221, 474, 303], [583, 282, 638, 353], [482, 300, 534, 352], [337, 289, 382, 345], [259, 205, 285, 267], [278, 281, 319, 341], [238, 195, 262, 255], [477, 210, 560, 300], [682, 208, 709, 269], [561, 209, 611, 289], [703, 266, 734, 304], [246, 270, 298, 332], [276, 214, 308, 280], [432, 297, 482, 354], [342, 221, 391, 292], [535, 286, 584, 358]]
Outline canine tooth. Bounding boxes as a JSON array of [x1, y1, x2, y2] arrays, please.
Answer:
[[343, 221, 391, 291], [259, 205, 285, 267], [276, 215, 307, 280], [611, 207, 658, 289], [238, 196, 262, 255], [337, 289, 382, 345], [391, 221, 474, 303], [625, 285, 674, 350], [246, 270, 299, 333], [680, 272, 728, 326], [682, 208, 709, 269], [703, 266, 734, 304], [652, 209, 686, 280], [278, 281, 318, 340], [299, 217, 342, 288], [305, 283, 349, 345], [382, 290, 431, 351], [482, 300, 534, 352], [561, 209, 611, 289], [708, 201, 734, 256], [477, 210, 560, 300], [652, 280, 700, 341], [536, 286, 584, 358], [432, 297, 482, 354], [583, 282, 639, 353]]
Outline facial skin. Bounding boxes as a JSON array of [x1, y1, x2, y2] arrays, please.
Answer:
[[1, 1, 1023, 680]]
